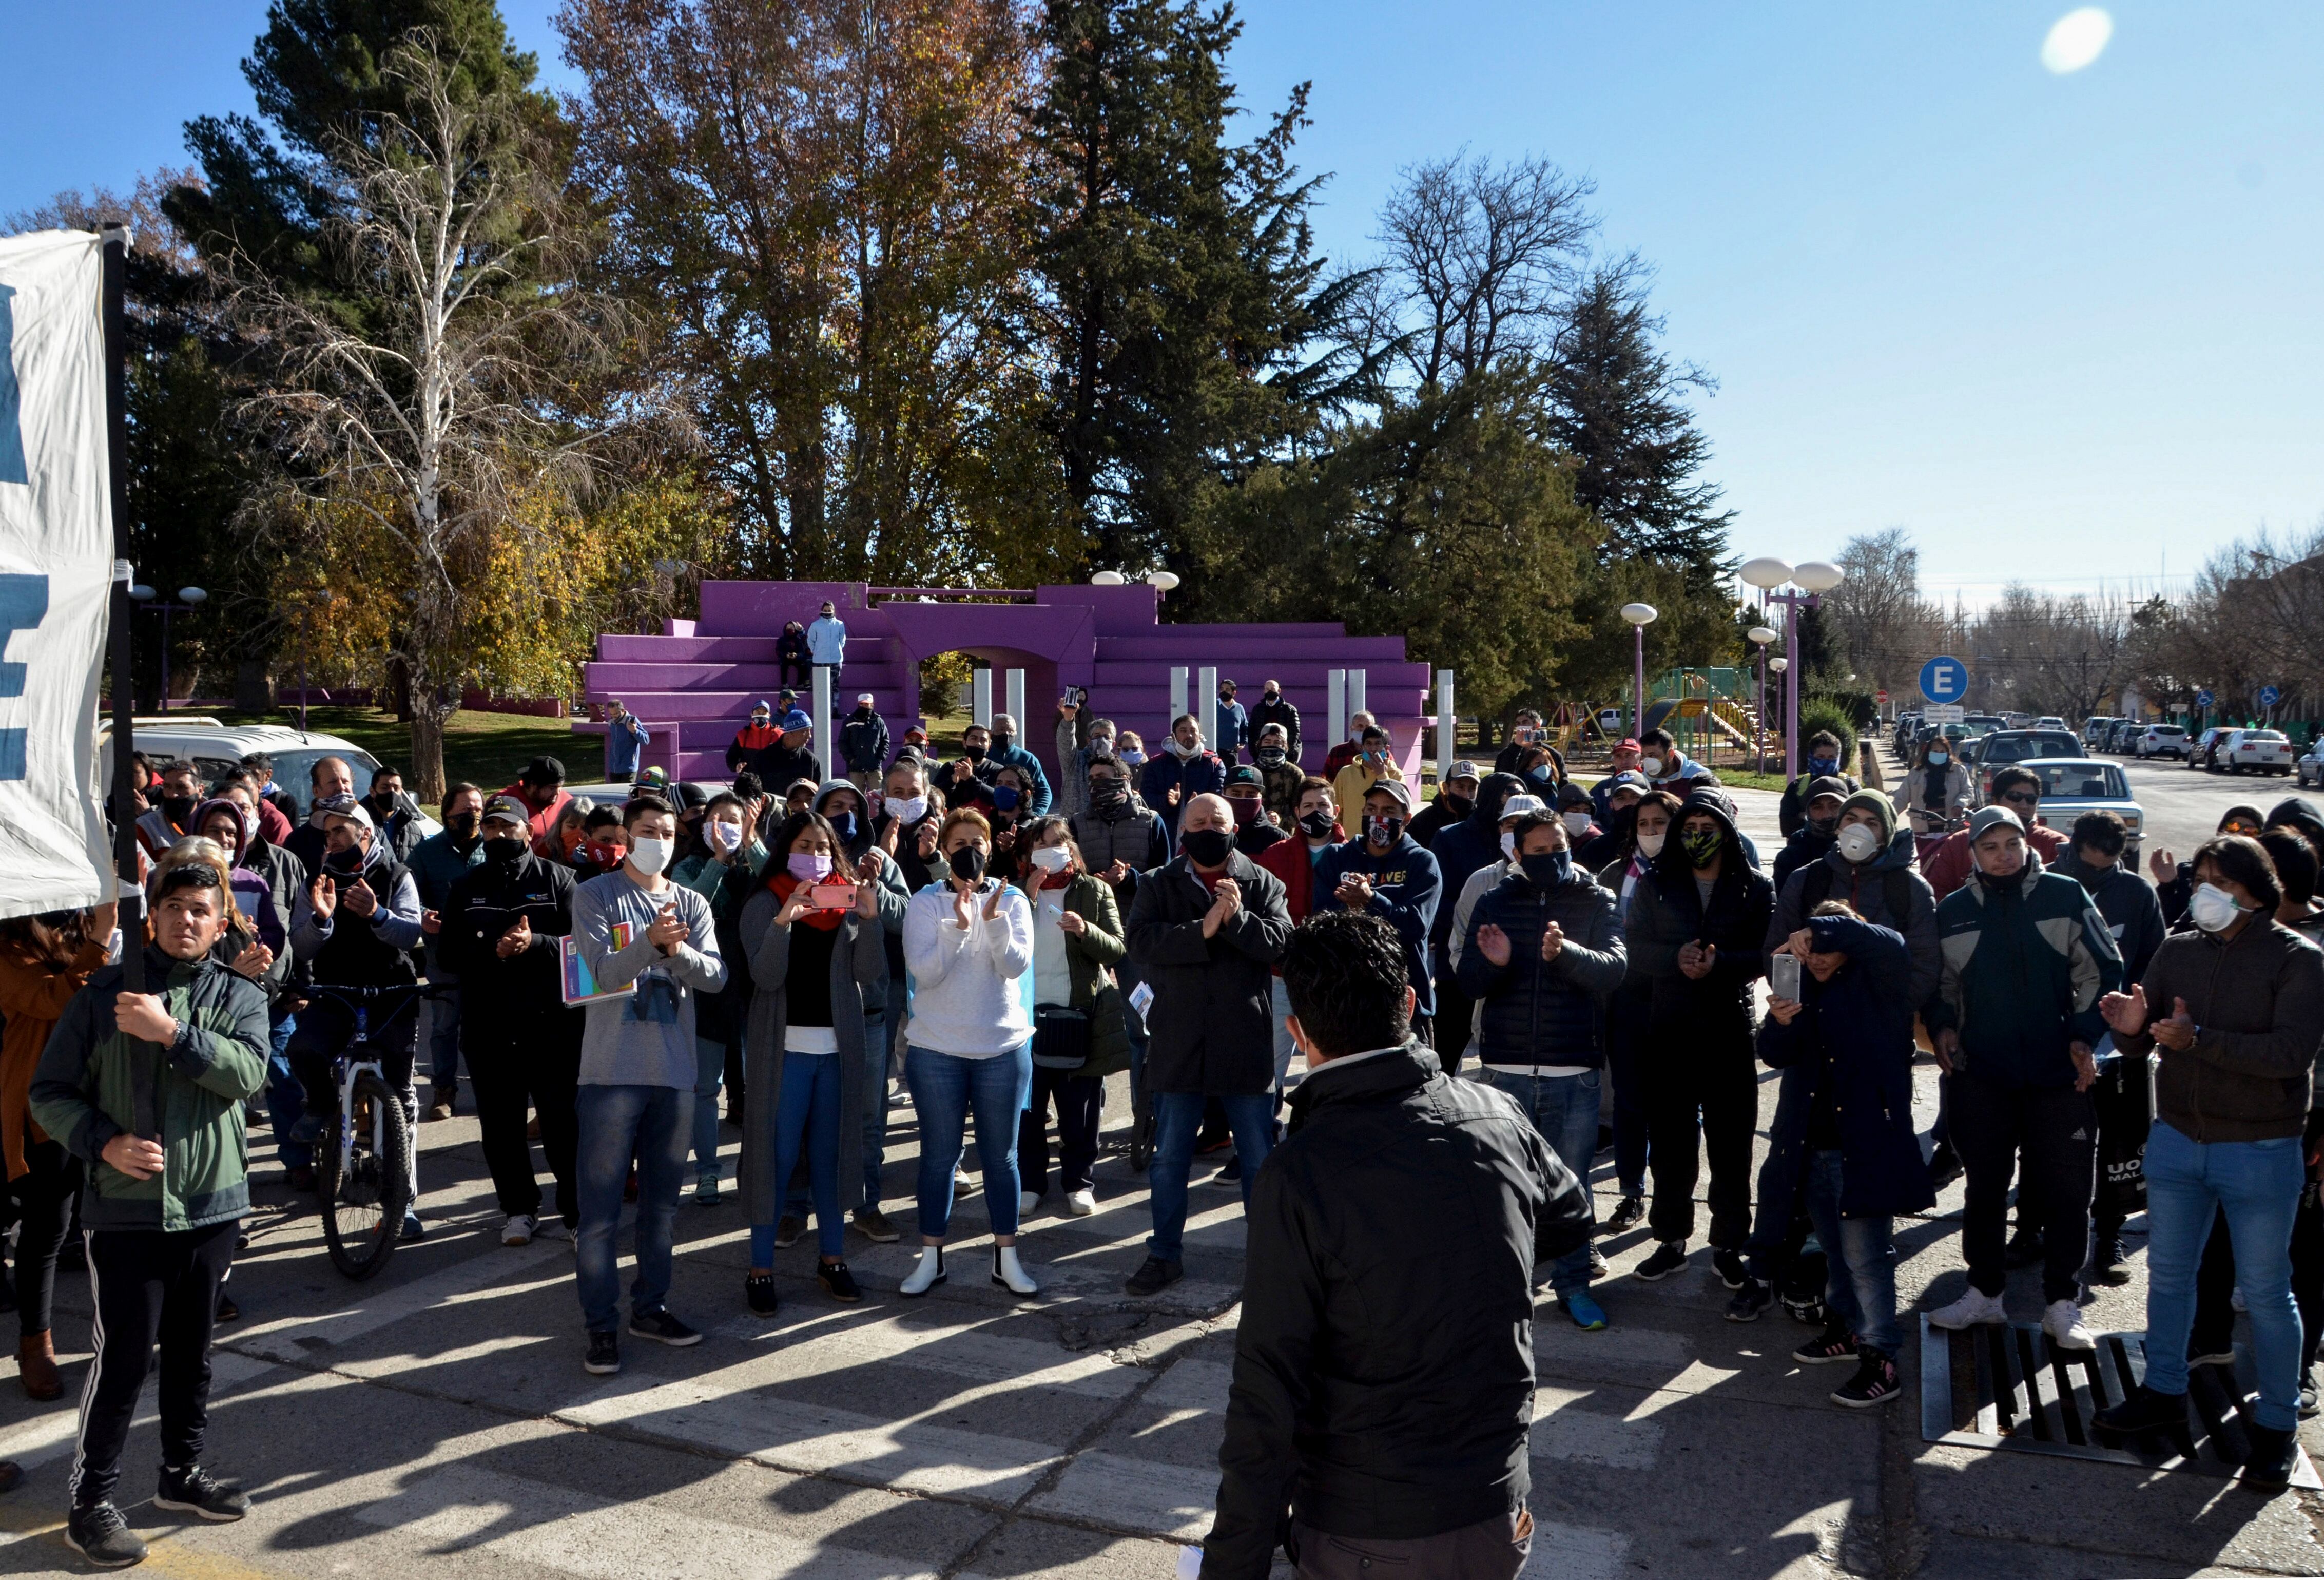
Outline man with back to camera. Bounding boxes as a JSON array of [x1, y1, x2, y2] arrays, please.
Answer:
[[1200, 909, 1590, 1579]]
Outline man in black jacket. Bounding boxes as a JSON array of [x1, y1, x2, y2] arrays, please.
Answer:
[[1248, 680, 1301, 762], [1125, 793, 1292, 1296], [443, 795, 584, 1243], [1203, 910, 1588, 1580]]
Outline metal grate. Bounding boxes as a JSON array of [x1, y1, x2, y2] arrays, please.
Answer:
[[1919, 1316, 2322, 1488]]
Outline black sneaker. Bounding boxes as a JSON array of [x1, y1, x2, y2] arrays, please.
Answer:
[[1635, 1241, 1688, 1281], [744, 1274, 779, 1317], [584, 1331, 621, 1375], [1832, 1351, 1901, 1409], [1724, 1276, 1773, 1322], [1782, 1292, 1828, 1327], [2246, 1424, 2301, 1491], [2302, 1369, 2320, 1420], [1125, 1256, 1184, 1297], [1217, 1155, 1242, 1183], [155, 1463, 251, 1522], [819, 1261, 863, 1303], [628, 1308, 703, 1347], [2004, 1224, 2045, 1268], [2088, 1235, 2132, 1287], [1604, 1194, 1646, 1235], [1713, 1248, 1749, 1289], [1793, 1323, 1857, 1364], [1926, 1142, 1964, 1190], [65, 1503, 146, 1568], [2093, 1384, 2188, 1439]]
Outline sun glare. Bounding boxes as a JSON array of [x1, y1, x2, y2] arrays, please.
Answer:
[[2040, 7, 2114, 74]]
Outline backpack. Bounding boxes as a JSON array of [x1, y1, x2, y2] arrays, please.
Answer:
[[1798, 859, 1915, 930]]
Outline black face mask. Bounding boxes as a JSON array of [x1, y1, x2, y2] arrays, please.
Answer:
[[1181, 827, 1233, 869], [448, 811, 481, 841], [1298, 810, 1336, 840], [948, 844, 987, 883], [1440, 793, 1472, 818], [161, 794, 198, 827], [1521, 851, 1573, 889], [963, 744, 987, 763], [1256, 747, 1287, 767], [325, 843, 365, 875], [993, 733, 1015, 752], [1807, 815, 1838, 836], [1090, 780, 1128, 807], [1366, 814, 1406, 847], [483, 834, 527, 863], [369, 793, 399, 818]]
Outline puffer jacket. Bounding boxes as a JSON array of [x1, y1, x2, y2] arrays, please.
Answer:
[[1926, 855, 2122, 1089], [2117, 919, 2324, 1144], [30, 948, 269, 1231], [1125, 851, 1292, 1095], [1203, 1043, 1589, 1578], [1768, 826, 1941, 1005], [1028, 870, 1134, 1081], [1624, 792, 1775, 1051], [1456, 864, 1626, 1069]]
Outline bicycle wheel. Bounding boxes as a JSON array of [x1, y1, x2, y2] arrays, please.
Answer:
[[321, 1071, 413, 1281]]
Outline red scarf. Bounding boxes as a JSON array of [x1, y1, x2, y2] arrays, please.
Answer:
[[1037, 868, 1074, 891], [769, 870, 844, 931]]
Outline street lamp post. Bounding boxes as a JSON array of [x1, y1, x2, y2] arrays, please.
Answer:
[[1621, 603, 1658, 737], [1738, 557, 1844, 780], [127, 584, 207, 711], [1748, 625, 1777, 775], [1768, 657, 1789, 747]]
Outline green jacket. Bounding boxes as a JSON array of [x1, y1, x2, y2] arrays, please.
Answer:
[[30, 948, 270, 1231], [1033, 871, 1133, 1080]]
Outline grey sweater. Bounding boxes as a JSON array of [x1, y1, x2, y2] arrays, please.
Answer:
[[571, 870, 728, 1088]]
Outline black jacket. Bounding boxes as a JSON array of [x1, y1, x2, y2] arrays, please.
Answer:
[[1248, 693, 1301, 759], [1625, 794, 1775, 1055], [441, 849, 578, 1022], [2052, 851, 2168, 985], [1456, 865, 1626, 1069], [1204, 1043, 1590, 1578], [754, 742, 826, 793], [1125, 852, 1292, 1095]]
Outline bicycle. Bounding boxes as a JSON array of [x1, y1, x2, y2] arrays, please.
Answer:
[[303, 982, 439, 1281]]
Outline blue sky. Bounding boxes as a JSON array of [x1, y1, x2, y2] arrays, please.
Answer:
[[5, 2, 2318, 607]]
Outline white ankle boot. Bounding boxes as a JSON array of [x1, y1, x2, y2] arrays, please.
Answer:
[[993, 1244, 1039, 1296], [900, 1245, 946, 1296]]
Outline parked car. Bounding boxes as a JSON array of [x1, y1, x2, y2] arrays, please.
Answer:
[[2217, 728, 2295, 776], [2082, 716, 2123, 748], [2134, 723, 2190, 760], [99, 720, 442, 835], [2017, 757, 2146, 863], [2298, 742, 2324, 788], [2034, 717, 2068, 732], [1963, 714, 2009, 737], [2107, 719, 2145, 753], [2188, 727, 2232, 770], [1971, 729, 2085, 803]]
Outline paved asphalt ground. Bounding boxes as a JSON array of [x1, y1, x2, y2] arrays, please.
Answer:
[[1, 744, 2321, 1578]]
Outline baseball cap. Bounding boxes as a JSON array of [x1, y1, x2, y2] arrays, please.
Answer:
[[520, 755, 566, 786], [1447, 760, 1482, 785], [1602, 770, 1649, 794], [1498, 795, 1548, 822], [1968, 806, 2025, 841], [1806, 775, 1851, 805], [1224, 766, 1263, 789], [482, 794, 530, 827], [1363, 778, 1413, 810], [1615, 738, 1641, 753], [856, 692, 874, 706], [317, 795, 372, 832], [750, 699, 771, 716]]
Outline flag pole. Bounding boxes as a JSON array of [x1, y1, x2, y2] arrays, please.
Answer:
[[101, 223, 152, 1137]]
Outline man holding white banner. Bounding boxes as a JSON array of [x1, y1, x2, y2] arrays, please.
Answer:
[[3, 228, 253, 1563]]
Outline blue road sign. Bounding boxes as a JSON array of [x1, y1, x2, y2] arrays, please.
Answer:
[[2196, 689, 2215, 708], [1919, 656, 1970, 705], [2260, 685, 2281, 708]]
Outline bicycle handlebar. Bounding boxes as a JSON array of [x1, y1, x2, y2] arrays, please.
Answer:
[[306, 981, 455, 1004]]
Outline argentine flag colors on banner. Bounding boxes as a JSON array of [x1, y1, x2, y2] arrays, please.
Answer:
[[0, 230, 117, 918]]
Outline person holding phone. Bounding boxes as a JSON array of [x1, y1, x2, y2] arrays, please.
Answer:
[[1622, 789, 1774, 1290], [1747, 903, 1934, 1408], [899, 809, 1039, 1297], [1012, 817, 1131, 1218], [736, 810, 886, 1314]]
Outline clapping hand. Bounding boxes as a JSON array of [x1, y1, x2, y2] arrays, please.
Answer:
[[340, 877, 378, 919], [2149, 847, 2176, 884], [1540, 920, 1566, 962], [421, 908, 443, 936], [497, 916, 533, 958], [308, 874, 338, 921], [1678, 940, 1716, 980], [1334, 872, 1372, 910], [982, 882, 1006, 922], [229, 941, 274, 980], [2153, 996, 2198, 1052], [2099, 983, 2148, 1037], [1202, 876, 1242, 938], [646, 902, 689, 953], [1477, 922, 1512, 967]]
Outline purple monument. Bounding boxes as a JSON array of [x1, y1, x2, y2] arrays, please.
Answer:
[[575, 581, 1432, 785]]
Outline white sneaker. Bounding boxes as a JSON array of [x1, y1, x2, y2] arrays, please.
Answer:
[[1018, 1190, 1040, 1217], [1927, 1286, 2009, 1330], [1066, 1189, 1096, 1217], [501, 1213, 536, 1246], [2043, 1298, 2095, 1352], [534, 1217, 573, 1242]]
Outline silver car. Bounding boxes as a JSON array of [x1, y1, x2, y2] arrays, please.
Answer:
[[2020, 758, 2145, 860]]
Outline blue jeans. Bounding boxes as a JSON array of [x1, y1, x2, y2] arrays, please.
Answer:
[[907, 1044, 1031, 1240], [1803, 1149, 1899, 1358], [1485, 1069, 1601, 1294], [692, 1035, 725, 1181], [789, 1017, 889, 1214], [263, 1011, 309, 1171], [426, 978, 462, 1097], [574, 1083, 690, 1335], [1270, 978, 1298, 1087], [1148, 1091, 1274, 1264], [757, 1052, 844, 1259], [2143, 1120, 2306, 1429]]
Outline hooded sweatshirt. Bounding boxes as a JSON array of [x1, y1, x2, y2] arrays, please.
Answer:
[[1767, 796, 1941, 1005]]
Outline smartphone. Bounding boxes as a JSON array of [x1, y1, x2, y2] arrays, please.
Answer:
[[1769, 952, 1802, 1003], [808, 880, 857, 911]]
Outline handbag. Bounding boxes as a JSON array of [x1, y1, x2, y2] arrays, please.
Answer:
[[2090, 1050, 2153, 1218], [1031, 1004, 1092, 1071]]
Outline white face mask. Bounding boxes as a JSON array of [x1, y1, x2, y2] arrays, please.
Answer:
[[1499, 830, 1519, 860], [888, 795, 928, 825], [1640, 756, 1664, 778], [1029, 845, 1072, 874], [628, 837, 674, 877], [2189, 881, 2246, 933], [1562, 810, 1592, 836], [707, 819, 742, 854], [1835, 823, 1881, 864], [238, 806, 259, 838], [1637, 830, 1667, 859]]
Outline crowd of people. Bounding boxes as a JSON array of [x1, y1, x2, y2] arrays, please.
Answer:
[[10, 678, 2324, 1571]]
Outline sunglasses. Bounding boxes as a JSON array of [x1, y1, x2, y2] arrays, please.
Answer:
[[2224, 821, 2260, 836], [1999, 792, 2039, 807]]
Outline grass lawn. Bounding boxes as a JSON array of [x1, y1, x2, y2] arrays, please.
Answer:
[[209, 706, 581, 795]]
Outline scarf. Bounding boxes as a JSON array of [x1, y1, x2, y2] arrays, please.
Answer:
[[768, 870, 844, 931]]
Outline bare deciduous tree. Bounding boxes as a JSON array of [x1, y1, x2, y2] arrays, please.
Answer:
[[1823, 526, 1939, 696], [219, 35, 630, 798]]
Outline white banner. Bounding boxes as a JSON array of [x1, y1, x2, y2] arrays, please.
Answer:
[[0, 231, 115, 918]]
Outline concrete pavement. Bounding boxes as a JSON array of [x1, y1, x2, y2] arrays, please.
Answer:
[[2, 802, 2322, 1576]]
